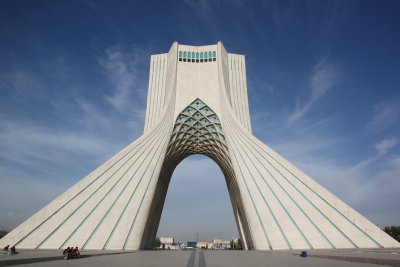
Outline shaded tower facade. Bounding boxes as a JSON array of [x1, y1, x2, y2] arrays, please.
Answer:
[[1, 42, 399, 250]]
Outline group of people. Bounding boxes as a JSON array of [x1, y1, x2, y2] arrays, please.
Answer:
[[62, 246, 80, 260], [3, 244, 80, 259], [2, 245, 17, 255]]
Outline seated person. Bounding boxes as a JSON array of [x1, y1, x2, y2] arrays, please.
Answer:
[[63, 247, 70, 258], [67, 247, 74, 259], [8, 246, 16, 255], [73, 247, 80, 258]]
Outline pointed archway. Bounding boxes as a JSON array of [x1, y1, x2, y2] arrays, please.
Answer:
[[140, 99, 251, 250], [155, 154, 238, 244]]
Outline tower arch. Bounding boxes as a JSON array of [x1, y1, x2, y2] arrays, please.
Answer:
[[139, 98, 252, 250]]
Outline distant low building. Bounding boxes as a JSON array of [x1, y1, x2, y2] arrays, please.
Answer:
[[197, 241, 209, 249], [159, 236, 178, 249], [187, 241, 197, 249], [211, 239, 231, 249], [159, 236, 174, 244]]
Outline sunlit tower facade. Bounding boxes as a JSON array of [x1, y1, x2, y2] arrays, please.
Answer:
[[1, 42, 399, 250]]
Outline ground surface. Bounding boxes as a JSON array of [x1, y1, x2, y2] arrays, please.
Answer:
[[1, 248, 400, 266]]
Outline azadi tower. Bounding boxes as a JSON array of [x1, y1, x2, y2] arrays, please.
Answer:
[[1, 42, 399, 250]]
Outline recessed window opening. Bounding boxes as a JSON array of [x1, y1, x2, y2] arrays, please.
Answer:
[[178, 51, 217, 63]]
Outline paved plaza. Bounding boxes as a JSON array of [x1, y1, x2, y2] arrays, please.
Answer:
[[1, 249, 400, 267]]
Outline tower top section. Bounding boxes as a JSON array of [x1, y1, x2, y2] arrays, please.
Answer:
[[144, 41, 252, 133]]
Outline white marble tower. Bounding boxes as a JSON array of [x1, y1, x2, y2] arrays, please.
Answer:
[[1, 42, 399, 250]]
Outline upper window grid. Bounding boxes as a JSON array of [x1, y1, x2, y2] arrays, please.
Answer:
[[179, 51, 217, 62]]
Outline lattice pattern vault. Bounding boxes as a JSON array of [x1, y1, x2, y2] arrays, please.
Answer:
[[166, 98, 229, 164]]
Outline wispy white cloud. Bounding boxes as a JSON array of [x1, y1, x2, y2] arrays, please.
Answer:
[[3, 69, 51, 104], [12, 71, 40, 97], [341, 137, 397, 175], [288, 59, 337, 124], [0, 114, 139, 230], [376, 137, 398, 156], [0, 44, 151, 231], [100, 45, 148, 114], [0, 120, 122, 167], [366, 99, 400, 132], [297, 153, 400, 226], [280, 135, 400, 225], [274, 134, 337, 161], [257, 80, 274, 94]]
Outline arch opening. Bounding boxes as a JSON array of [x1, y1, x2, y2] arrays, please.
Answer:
[[156, 154, 238, 244], [140, 99, 253, 249]]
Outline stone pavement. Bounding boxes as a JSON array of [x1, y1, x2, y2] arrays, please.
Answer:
[[1, 248, 399, 267]]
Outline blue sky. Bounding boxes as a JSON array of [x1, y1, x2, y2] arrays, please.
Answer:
[[0, 0, 399, 243]]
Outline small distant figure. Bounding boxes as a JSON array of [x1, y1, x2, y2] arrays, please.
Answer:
[[8, 246, 16, 255], [63, 246, 80, 260], [68, 247, 74, 260], [73, 247, 80, 259], [63, 247, 70, 259], [3, 245, 9, 252], [63, 247, 74, 260]]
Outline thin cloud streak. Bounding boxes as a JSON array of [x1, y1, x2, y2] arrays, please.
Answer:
[[366, 99, 400, 133], [376, 137, 398, 156], [281, 135, 400, 226], [288, 59, 337, 124], [345, 137, 398, 175], [0, 121, 118, 167], [100, 45, 148, 115]]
